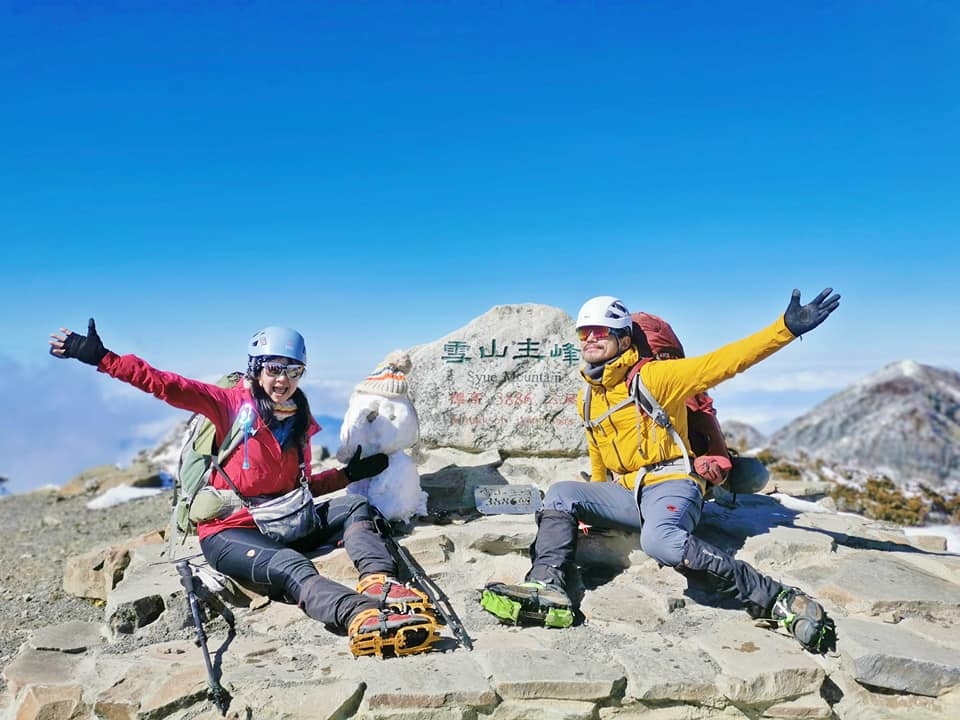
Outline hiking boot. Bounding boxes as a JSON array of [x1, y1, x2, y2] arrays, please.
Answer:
[[357, 573, 431, 613], [347, 608, 439, 658], [480, 581, 574, 628], [769, 587, 837, 654]]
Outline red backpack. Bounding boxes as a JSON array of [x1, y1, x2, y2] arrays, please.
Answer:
[[628, 311, 685, 360], [626, 312, 729, 459]]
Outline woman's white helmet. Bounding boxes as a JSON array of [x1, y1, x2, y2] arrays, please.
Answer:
[[575, 296, 632, 330], [248, 327, 307, 364]]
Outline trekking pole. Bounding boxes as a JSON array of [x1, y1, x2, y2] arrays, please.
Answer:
[[382, 528, 474, 651], [175, 560, 230, 715]]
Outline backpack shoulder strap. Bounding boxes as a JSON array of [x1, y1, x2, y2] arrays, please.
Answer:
[[624, 356, 651, 388], [216, 412, 250, 464], [210, 404, 258, 502], [581, 385, 635, 430], [582, 358, 654, 430], [581, 382, 591, 428], [628, 366, 693, 475]]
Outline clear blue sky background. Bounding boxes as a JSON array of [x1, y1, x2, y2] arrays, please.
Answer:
[[1, 1, 956, 493]]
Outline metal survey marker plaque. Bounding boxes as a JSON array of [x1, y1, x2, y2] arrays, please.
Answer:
[[474, 484, 543, 515]]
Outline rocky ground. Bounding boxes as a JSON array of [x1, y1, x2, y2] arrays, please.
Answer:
[[0, 489, 171, 690], [4, 465, 960, 719]]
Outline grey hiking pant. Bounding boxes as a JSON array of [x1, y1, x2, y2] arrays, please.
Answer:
[[527, 478, 782, 616], [200, 494, 394, 631]]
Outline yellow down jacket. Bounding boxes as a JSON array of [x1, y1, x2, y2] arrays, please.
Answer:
[[577, 316, 796, 492]]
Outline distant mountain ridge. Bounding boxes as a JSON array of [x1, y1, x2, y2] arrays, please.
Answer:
[[769, 360, 960, 492], [722, 420, 768, 454]]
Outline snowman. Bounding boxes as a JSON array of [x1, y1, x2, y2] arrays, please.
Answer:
[[337, 350, 428, 523]]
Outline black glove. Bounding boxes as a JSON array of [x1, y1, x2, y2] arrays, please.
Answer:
[[52, 318, 109, 366], [783, 288, 840, 337], [343, 445, 389, 482]]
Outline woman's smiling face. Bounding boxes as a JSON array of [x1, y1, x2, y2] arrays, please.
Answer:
[[258, 356, 305, 404]]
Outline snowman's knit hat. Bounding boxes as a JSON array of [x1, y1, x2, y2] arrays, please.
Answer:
[[357, 350, 411, 398]]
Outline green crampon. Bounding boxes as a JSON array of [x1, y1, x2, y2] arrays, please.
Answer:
[[480, 582, 574, 629], [770, 587, 837, 654]]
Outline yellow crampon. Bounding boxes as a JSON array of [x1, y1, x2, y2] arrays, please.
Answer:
[[356, 573, 434, 615], [347, 608, 440, 658]]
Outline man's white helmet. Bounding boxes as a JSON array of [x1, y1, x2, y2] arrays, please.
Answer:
[[575, 296, 632, 330]]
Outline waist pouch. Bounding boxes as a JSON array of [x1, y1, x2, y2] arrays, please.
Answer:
[[247, 481, 318, 543]]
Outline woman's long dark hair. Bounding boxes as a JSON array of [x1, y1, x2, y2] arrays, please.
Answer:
[[247, 358, 311, 449]]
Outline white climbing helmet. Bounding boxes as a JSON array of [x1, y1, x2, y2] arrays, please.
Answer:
[[575, 296, 632, 330]]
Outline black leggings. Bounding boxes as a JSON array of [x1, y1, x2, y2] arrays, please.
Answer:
[[200, 494, 395, 629]]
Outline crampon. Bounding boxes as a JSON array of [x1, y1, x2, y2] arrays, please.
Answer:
[[761, 587, 837, 654], [480, 581, 574, 628], [348, 608, 440, 658], [357, 573, 433, 614]]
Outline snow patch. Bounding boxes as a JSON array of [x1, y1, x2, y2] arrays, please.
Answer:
[[770, 493, 833, 514], [898, 359, 922, 377], [903, 525, 960, 554], [85, 485, 166, 510]]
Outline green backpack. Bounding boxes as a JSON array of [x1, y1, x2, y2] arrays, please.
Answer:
[[168, 372, 252, 554]]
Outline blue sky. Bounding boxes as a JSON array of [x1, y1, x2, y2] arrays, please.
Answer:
[[1, 1, 957, 493]]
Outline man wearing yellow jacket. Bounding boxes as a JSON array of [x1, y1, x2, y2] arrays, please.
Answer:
[[481, 289, 839, 654]]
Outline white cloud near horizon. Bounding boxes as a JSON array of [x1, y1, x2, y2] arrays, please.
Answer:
[[710, 377, 848, 436], [708, 394, 825, 435], [298, 377, 355, 418], [0, 358, 170, 493], [698, 357, 876, 434], [713, 364, 867, 394]]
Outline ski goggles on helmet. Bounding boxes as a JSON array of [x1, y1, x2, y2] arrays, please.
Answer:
[[262, 362, 306, 379], [576, 326, 615, 342]]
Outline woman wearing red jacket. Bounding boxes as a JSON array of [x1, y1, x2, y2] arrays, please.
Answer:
[[50, 320, 436, 657]]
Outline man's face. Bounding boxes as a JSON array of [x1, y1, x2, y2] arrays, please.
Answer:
[[578, 326, 625, 364]]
